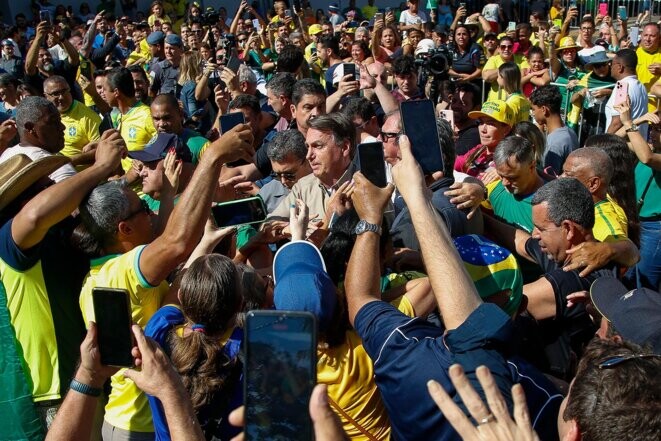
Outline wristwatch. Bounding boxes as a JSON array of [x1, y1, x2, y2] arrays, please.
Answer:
[[625, 123, 639, 133], [354, 219, 382, 236]]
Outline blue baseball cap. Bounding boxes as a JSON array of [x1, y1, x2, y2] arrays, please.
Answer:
[[273, 241, 337, 331], [591, 278, 661, 353], [128, 133, 192, 163], [146, 31, 165, 45], [164, 33, 183, 47]]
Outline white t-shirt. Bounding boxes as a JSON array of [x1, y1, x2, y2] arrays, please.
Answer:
[[399, 10, 427, 26], [604, 75, 649, 139], [0, 144, 77, 183]]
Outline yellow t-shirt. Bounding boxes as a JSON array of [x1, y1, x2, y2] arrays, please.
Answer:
[[61, 100, 101, 163], [316, 295, 415, 441], [593, 195, 628, 243], [483, 55, 530, 101], [111, 101, 157, 171], [506, 93, 531, 124], [79, 245, 169, 432], [635, 47, 661, 111]]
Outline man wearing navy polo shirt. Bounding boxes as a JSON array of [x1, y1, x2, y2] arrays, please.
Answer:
[[344, 136, 561, 440]]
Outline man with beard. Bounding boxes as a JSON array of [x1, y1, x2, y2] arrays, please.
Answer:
[[128, 64, 151, 105], [43, 75, 100, 169], [24, 21, 80, 100], [568, 51, 616, 140]]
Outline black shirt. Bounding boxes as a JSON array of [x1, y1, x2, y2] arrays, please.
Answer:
[[455, 122, 481, 156]]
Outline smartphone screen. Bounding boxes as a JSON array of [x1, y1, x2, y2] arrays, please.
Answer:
[[357, 142, 387, 188], [285, 9, 292, 18], [599, 3, 609, 16], [618, 6, 628, 21], [244, 310, 316, 441], [613, 81, 629, 106], [400, 100, 444, 175], [630, 26, 640, 45], [569, 0, 577, 8], [252, 19, 261, 32], [343, 63, 357, 81], [220, 112, 245, 135], [39, 10, 52, 25], [374, 12, 383, 22], [211, 197, 267, 227], [507, 22, 516, 32], [92, 288, 134, 367], [310, 46, 317, 55]]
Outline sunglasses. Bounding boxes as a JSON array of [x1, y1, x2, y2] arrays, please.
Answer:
[[598, 354, 661, 369], [122, 199, 152, 222], [380, 130, 402, 141], [500, 44, 513, 50]]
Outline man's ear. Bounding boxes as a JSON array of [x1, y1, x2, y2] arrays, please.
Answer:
[[23, 121, 34, 133], [290, 103, 297, 121], [562, 219, 576, 242], [117, 220, 134, 237], [562, 419, 582, 441]]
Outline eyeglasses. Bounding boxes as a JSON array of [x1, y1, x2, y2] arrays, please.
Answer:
[[238, 38, 247, 43], [581, 27, 595, 32], [45, 88, 70, 98], [271, 170, 298, 181], [598, 354, 661, 369], [380, 130, 402, 141], [500, 44, 513, 50], [122, 199, 152, 221]]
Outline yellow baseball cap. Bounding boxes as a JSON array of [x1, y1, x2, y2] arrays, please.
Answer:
[[309, 24, 323, 36], [468, 100, 514, 127]]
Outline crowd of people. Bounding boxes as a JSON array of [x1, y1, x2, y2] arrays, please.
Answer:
[[0, 0, 660, 440]]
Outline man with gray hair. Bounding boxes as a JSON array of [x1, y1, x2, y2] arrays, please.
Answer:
[[380, 111, 468, 249], [258, 129, 311, 212], [0, 96, 77, 182]]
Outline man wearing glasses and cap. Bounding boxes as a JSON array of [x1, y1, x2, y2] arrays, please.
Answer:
[[0, 39, 23, 78]]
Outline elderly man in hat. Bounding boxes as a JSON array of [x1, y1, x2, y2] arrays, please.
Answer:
[[149, 33, 183, 96], [0, 130, 126, 436]]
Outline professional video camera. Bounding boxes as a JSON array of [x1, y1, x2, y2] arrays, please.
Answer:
[[414, 46, 452, 77], [202, 7, 220, 26]]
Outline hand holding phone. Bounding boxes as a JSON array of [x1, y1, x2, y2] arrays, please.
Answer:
[[343, 63, 357, 81], [212, 196, 267, 227], [40, 10, 52, 26]]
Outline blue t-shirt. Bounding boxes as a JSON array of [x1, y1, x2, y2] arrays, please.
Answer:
[[144, 306, 243, 441], [354, 301, 561, 440]]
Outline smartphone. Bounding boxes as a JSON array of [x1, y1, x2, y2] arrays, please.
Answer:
[[226, 54, 242, 73], [220, 112, 250, 167], [285, 9, 293, 18], [310, 46, 317, 55], [212, 196, 267, 227], [459, 2, 466, 9], [244, 310, 316, 441], [630, 26, 640, 45], [613, 81, 629, 106], [343, 62, 357, 81], [599, 3, 609, 17], [92, 288, 134, 367], [39, 10, 52, 26], [507, 21, 516, 32], [618, 6, 627, 21], [374, 12, 383, 22], [400, 100, 444, 175], [439, 109, 455, 129], [356, 142, 387, 188], [252, 18, 261, 32], [569, 0, 577, 8]]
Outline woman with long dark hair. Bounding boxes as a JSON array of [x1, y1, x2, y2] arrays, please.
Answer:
[[448, 24, 483, 83]]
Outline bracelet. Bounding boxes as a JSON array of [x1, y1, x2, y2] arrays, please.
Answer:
[[70, 379, 102, 397]]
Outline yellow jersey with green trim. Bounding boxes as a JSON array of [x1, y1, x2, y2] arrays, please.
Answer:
[[111, 101, 157, 171], [506, 93, 531, 124], [79, 245, 168, 432], [61, 100, 101, 163], [593, 195, 628, 242]]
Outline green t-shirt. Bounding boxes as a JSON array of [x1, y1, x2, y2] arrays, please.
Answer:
[[635, 161, 661, 219]]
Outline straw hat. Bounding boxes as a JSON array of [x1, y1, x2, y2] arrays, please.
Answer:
[[0, 154, 70, 211], [557, 36, 581, 52]]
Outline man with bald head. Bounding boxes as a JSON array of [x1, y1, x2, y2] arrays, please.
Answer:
[[43, 75, 101, 169], [560, 147, 628, 242]]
